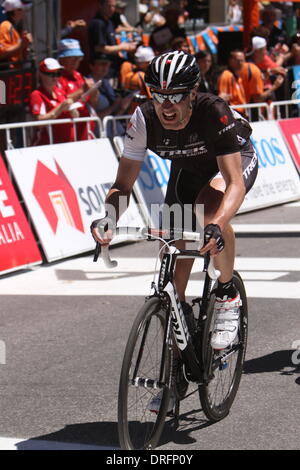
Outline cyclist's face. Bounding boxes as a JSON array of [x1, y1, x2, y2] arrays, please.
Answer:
[[152, 88, 193, 130]]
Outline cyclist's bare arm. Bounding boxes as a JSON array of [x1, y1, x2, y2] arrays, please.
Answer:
[[91, 157, 143, 244], [200, 151, 245, 255]]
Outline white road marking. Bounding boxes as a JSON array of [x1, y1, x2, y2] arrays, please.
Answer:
[[0, 437, 116, 450], [0, 256, 298, 299], [233, 224, 300, 233]]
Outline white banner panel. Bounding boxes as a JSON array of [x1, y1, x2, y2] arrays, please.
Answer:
[[240, 121, 300, 212], [6, 139, 143, 262]]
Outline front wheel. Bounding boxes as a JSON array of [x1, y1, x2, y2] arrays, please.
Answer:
[[198, 271, 248, 422], [118, 297, 172, 450]]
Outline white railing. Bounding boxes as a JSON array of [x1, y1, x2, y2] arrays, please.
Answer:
[[1, 98, 300, 150], [102, 114, 131, 138], [269, 99, 300, 120], [231, 102, 271, 121], [0, 116, 104, 150]]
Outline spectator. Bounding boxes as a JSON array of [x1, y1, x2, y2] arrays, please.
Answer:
[[171, 36, 190, 53], [288, 33, 300, 66], [143, 1, 166, 30], [0, 0, 32, 68], [260, 6, 288, 49], [88, 0, 137, 75], [149, 2, 187, 54], [57, 39, 99, 141], [29, 58, 75, 146], [247, 36, 286, 98], [88, 53, 134, 137], [61, 19, 87, 39], [111, 0, 139, 33], [218, 49, 247, 114], [227, 0, 243, 25], [120, 46, 154, 113], [239, 60, 283, 104], [195, 50, 217, 94]]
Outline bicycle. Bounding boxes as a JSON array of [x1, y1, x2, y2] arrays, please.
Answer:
[[93, 226, 248, 450]]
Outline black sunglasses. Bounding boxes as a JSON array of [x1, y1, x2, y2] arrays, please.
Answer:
[[152, 91, 190, 104], [42, 71, 62, 78]]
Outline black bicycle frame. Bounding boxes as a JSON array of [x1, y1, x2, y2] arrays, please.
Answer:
[[156, 249, 213, 384]]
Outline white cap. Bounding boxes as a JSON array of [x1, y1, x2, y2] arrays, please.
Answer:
[[251, 36, 267, 51], [39, 58, 63, 73], [134, 46, 155, 63], [2, 0, 32, 12]]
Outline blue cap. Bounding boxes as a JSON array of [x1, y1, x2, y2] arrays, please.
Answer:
[[57, 39, 84, 58]]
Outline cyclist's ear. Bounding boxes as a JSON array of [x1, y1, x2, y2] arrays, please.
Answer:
[[190, 84, 199, 102]]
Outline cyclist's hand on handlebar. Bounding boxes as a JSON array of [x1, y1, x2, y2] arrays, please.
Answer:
[[199, 223, 225, 256], [90, 215, 116, 246]]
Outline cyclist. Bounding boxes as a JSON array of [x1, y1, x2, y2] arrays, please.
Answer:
[[91, 51, 258, 352]]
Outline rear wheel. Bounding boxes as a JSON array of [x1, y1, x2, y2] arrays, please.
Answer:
[[118, 297, 172, 450], [198, 271, 248, 422]]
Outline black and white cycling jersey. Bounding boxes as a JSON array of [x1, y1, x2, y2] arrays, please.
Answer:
[[123, 93, 252, 175]]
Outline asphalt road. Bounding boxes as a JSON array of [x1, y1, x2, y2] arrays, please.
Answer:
[[0, 202, 299, 451]]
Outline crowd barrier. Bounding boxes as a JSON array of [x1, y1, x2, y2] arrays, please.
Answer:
[[0, 102, 300, 275], [0, 116, 104, 149]]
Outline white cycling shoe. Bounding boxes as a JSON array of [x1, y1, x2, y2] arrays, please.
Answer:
[[211, 294, 242, 350], [147, 390, 175, 414]]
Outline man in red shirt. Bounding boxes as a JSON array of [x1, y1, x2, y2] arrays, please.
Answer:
[[57, 39, 99, 140], [30, 58, 75, 145], [247, 36, 286, 97]]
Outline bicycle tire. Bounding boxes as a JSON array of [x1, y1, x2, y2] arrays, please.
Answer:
[[118, 297, 172, 450], [198, 271, 248, 422]]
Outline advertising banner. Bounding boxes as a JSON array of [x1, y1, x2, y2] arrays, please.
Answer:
[[278, 118, 300, 173], [240, 121, 300, 212], [0, 154, 42, 274], [116, 120, 300, 221], [5, 139, 143, 262]]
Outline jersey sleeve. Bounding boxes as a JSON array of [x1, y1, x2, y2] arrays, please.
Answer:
[[122, 106, 147, 162], [206, 98, 240, 157], [30, 90, 46, 116]]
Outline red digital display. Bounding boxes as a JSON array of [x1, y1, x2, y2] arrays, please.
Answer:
[[1, 70, 34, 106]]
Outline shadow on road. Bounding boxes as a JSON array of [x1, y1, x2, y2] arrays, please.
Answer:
[[14, 409, 212, 450], [158, 408, 213, 448], [244, 350, 300, 384], [15, 422, 120, 450]]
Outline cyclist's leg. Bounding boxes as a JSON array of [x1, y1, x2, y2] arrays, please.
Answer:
[[194, 141, 258, 282], [194, 176, 235, 283], [164, 164, 211, 301]]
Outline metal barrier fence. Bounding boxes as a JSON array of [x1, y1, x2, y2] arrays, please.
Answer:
[[0, 116, 104, 150], [231, 102, 270, 121], [269, 99, 300, 120], [1, 98, 300, 150]]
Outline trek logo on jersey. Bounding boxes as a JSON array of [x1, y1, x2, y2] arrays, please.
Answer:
[[218, 122, 235, 136], [32, 160, 84, 234]]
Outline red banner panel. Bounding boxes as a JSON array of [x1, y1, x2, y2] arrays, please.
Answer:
[[0, 154, 42, 274], [278, 118, 300, 173]]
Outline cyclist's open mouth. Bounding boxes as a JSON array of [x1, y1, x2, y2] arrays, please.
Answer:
[[162, 111, 176, 121]]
